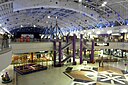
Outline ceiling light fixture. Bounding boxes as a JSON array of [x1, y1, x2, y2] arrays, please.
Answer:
[[48, 16, 50, 18], [103, 1, 107, 4], [121, 29, 127, 33], [96, 31, 101, 34], [101, 4, 105, 7], [79, 0, 82, 3], [33, 25, 36, 27], [0, 24, 2, 27], [101, 1, 107, 7], [111, 25, 114, 27], [107, 30, 112, 34], [46, 21, 48, 23], [21, 25, 23, 27], [56, 16, 58, 19]]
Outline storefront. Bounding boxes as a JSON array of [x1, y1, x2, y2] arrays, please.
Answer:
[[103, 49, 128, 58], [12, 51, 52, 65]]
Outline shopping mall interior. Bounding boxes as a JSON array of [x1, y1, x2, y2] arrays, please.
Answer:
[[0, 0, 128, 85]]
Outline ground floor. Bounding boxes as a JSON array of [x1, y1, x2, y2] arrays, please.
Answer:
[[0, 59, 128, 85]]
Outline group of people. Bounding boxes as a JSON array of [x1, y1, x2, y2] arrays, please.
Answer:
[[1, 32, 9, 49]]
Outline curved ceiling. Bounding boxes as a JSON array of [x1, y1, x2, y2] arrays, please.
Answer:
[[1, 7, 96, 32], [0, 0, 128, 34]]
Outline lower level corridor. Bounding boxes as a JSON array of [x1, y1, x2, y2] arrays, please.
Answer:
[[1, 60, 128, 85]]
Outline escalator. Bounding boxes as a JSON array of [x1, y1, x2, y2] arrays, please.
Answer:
[[60, 42, 72, 64], [55, 53, 72, 67], [56, 42, 72, 54], [61, 42, 72, 50], [61, 54, 72, 64], [83, 39, 91, 49]]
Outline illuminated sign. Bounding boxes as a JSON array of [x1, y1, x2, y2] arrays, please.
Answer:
[[95, 43, 109, 46]]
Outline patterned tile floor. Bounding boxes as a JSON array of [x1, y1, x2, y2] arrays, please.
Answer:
[[1, 61, 128, 85], [65, 66, 128, 85]]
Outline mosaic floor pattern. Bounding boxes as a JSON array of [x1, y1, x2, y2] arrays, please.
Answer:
[[64, 66, 128, 85]]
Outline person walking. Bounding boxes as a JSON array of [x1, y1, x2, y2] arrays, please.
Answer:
[[0, 34, 3, 49], [1, 33, 5, 49], [99, 55, 104, 67], [2, 32, 9, 48], [5, 32, 9, 48]]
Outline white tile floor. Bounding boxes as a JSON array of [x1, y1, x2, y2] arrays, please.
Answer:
[[0, 60, 128, 85], [17, 66, 73, 85]]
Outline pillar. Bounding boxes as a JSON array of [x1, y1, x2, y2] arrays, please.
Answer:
[[53, 41, 56, 66], [66, 34, 71, 62], [58, 41, 62, 64], [80, 34, 83, 64], [66, 35, 69, 55], [30, 52, 34, 63], [72, 34, 76, 65], [90, 40, 94, 63]]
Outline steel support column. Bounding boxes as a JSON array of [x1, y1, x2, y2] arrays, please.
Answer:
[[80, 34, 83, 64], [58, 41, 62, 64], [53, 41, 56, 66], [73, 34, 76, 65], [66, 35, 69, 55], [90, 40, 94, 63]]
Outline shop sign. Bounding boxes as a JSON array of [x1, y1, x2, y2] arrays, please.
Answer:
[[95, 43, 109, 46]]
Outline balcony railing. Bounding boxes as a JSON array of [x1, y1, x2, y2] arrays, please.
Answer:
[[93, 39, 128, 42], [11, 38, 69, 43]]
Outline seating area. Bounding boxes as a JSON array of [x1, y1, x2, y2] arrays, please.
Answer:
[[14, 64, 47, 75]]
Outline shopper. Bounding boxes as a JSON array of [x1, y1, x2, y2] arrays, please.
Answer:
[[99, 56, 104, 67], [2, 32, 9, 48], [1, 33, 5, 49], [0, 34, 3, 49], [5, 32, 9, 48]]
